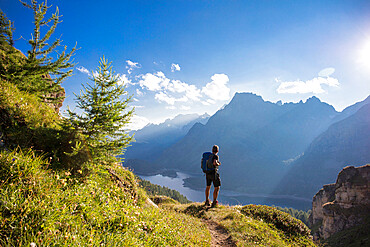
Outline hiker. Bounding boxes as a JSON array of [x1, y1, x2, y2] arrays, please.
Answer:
[[205, 145, 221, 207]]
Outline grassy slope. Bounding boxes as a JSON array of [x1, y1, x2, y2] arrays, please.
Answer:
[[0, 148, 317, 246], [0, 149, 210, 246], [162, 202, 316, 247]]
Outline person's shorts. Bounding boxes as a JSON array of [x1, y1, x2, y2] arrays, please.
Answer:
[[206, 172, 221, 187]]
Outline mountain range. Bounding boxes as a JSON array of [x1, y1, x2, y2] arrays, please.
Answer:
[[125, 93, 370, 199], [124, 113, 209, 174]]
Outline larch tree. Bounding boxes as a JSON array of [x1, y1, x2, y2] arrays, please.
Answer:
[[67, 57, 134, 164], [18, 0, 76, 106], [0, 10, 14, 46]]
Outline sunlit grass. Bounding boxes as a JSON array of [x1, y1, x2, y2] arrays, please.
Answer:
[[170, 203, 316, 247], [0, 149, 210, 246]]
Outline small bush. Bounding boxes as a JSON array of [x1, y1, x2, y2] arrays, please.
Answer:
[[241, 204, 311, 237]]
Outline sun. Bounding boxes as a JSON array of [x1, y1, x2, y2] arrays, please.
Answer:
[[358, 39, 370, 69]]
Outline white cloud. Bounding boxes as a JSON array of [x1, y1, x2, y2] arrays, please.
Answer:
[[126, 60, 141, 74], [138, 71, 201, 105], [180, 105, 191, 110], [167, 80, 202, 101], [139, 71, 170, 91], [117, 74, 132, 85], [137, 71, 231, 108], [171, 63, 181, 72], [132, 105, 144, 109], [276, 76, 340, 94], [136, 89, 143, 96], [76, 66, 90, 75], [167, 79, 187, 93], [166, 106, 176, 110], [126, 115, 150, 131], [155, 92, 177, 105], [155, 92, 188, 105], [318, 67, 335, 77], [202, 74, 231, 101]]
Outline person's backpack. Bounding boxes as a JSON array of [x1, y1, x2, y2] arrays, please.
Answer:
[[201, 152, 214, 173]]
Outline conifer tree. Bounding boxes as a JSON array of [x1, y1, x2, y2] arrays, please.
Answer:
[[17, 0, 76, 105], [0, 10, 14, 46], [68, 57, 134, 164]]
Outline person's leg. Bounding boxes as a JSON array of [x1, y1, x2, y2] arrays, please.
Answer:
[[212, 172, 221, 207], [205, 185, 211, 204], [205, 173, 212, 205], [213, 186, 220, 202]]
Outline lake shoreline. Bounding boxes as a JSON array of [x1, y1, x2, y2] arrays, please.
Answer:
[[139, 171, 313, 210]]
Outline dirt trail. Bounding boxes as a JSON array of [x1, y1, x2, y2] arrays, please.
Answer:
[[202, 218, 237, 247]]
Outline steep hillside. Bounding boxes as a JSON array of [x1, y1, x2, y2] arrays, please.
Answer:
[[0, 149, 211, 246], [275, 103, 370, 198], [153, 93, 338, 194]]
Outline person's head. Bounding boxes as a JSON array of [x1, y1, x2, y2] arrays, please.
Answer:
[[212, 145, 219, 154]]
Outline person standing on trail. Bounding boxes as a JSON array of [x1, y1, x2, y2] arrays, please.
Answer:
[[205, 145, 221, 207]]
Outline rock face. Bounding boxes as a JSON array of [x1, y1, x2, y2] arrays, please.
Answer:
[[311, 164, 370, 240]]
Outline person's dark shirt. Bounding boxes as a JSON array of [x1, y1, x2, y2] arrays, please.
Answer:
[[212, 154, 219, 172]]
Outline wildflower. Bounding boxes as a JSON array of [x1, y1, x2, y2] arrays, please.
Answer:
[[30, 243, 37, 247], [12, 158, 15, 161], [77, 170, 82, 174]]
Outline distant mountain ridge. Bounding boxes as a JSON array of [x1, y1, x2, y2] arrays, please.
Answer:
[[124, 113, 209, 174], [125, 92, 370, 200], [275, 102, 370, 197], [153, 93, 342, 194]]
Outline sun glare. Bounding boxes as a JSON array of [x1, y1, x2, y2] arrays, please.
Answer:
[[358, 39, 370, 70]]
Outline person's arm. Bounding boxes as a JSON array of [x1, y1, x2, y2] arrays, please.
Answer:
[[213, 155, 221, 167]]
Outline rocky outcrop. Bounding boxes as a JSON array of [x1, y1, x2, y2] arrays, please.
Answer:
[[311, 183, 335, 226], [311, 164, 370, 240]]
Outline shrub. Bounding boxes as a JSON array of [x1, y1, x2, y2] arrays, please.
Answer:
[[241, 204, 311, 237]]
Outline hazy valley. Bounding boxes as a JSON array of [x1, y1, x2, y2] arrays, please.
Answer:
[[126, 93, 370, 202]]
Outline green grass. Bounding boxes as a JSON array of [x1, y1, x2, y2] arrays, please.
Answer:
[[0, 149, 210, 246], [170, 203, 316, 247]]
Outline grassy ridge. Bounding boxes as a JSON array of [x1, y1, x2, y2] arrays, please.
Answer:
[[163, 202, 316, 247]]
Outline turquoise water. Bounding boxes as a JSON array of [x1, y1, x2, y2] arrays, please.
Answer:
[[140, 172, 312, 210]]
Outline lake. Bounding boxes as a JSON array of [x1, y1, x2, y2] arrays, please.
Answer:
[[140, 172, 312, 210]]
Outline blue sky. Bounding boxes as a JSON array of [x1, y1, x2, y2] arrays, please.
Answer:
[[2, 0, 370, 129]]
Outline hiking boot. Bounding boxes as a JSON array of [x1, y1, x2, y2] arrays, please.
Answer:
[[211, 200, 218, 208], [204, 200, 211, 207]]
